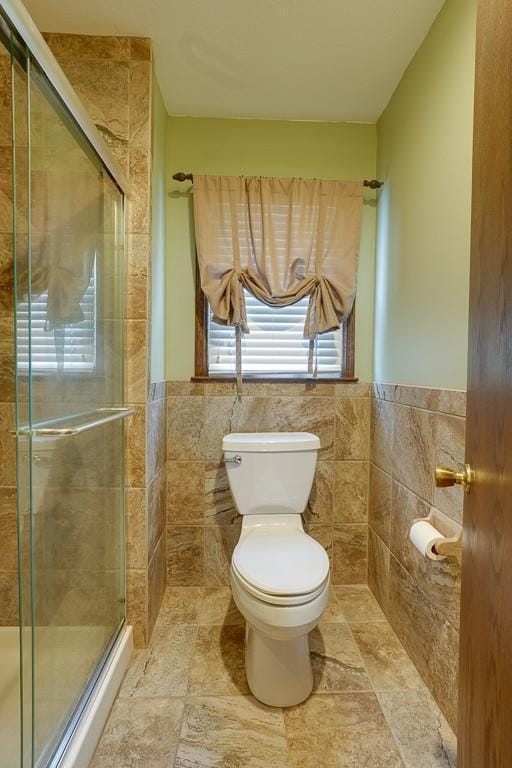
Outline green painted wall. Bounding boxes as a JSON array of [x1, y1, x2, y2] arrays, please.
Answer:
[[150, 72, 167, 382], [165, 117, 377, 380], [374, 0, 476, 389]]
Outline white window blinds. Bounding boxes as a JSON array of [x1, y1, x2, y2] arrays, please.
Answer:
[[208, 289, 344, 376], [17, 261, 97, 371]]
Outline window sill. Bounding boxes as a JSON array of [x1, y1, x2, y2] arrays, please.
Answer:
[[191, 375, 359, 383]]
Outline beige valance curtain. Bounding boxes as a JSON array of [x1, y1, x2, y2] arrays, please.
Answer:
[[193, 174, 364, 377]]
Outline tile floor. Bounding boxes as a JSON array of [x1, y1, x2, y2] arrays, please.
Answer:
[[91, 585, 457, 768]]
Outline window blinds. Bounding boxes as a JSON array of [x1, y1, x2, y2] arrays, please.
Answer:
[[208, 289, 343, 376], [17, 261, 97, 371]]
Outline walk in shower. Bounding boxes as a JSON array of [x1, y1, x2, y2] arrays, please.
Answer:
[[0, 1, 132, 765]]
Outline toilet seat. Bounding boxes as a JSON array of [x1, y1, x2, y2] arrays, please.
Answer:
[[232, 526, 329, 604], [232, 563, 328, 606]]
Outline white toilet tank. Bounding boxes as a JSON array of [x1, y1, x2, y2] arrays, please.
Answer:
[[222, 432, 320, 515]]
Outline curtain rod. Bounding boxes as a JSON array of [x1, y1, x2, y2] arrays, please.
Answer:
[[172, 172, 383, 189]]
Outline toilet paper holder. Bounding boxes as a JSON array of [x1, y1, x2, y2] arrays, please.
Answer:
[[411, 507, 462, 560]]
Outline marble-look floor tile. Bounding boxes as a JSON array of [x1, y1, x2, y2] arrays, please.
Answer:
[[89, 582, 452, 768], [378, 689, 457, 768], [309, 623, 372, 692], [175, 696, 289, 768], [284, 692, 404, 768], [321, 588, 347, 623], [119, 624, 197, 698], [188, 624, 249, 695], [90, 698, 184, 768], [333, 585, 386, 623], [156, 586, 204, 625], [350, 622, 424, 692], [197, 586, 244, 625]]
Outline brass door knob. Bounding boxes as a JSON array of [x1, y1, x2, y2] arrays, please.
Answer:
[[435, 464, 474, 493]]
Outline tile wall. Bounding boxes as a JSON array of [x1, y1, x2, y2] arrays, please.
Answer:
[[166, 380, 371, 587], [369, 383, 466, 732]]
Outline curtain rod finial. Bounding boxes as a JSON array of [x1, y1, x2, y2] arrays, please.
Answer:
[[173, 172, 193, 182], [363, 179, 384, 189]]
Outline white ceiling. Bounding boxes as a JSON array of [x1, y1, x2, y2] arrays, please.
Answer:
[[23, 0, 445, 122]]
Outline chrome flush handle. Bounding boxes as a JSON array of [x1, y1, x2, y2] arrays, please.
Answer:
[[223, 454, 242, 465]]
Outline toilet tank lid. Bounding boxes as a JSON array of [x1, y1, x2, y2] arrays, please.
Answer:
[[222, 432, 320, 452]]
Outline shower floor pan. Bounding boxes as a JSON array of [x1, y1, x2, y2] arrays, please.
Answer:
[[0, 624, 133, 768]]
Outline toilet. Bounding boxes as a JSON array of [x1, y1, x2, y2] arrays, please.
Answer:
[[223, 431, 330, 707]]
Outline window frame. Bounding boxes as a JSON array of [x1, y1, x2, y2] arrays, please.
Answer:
[[193, 262, 356, 381]]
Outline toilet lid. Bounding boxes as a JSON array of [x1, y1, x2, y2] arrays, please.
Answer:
[[232, 528, 329, 596]]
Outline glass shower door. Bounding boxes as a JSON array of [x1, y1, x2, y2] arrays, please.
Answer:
[[0, 18, 23, 768], [10, 31, 127, 768]]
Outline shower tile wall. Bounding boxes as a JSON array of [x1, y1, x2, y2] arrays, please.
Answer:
[[0, 42, 17, 627], [369, 383, 465, 733], [46, 34, 166, 647], [166, 381, 371, 588]]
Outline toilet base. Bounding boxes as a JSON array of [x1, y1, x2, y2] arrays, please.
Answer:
[[245, 623, 313, 707]]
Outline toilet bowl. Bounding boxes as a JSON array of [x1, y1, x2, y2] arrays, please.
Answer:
[[223, 432, 330, 707]]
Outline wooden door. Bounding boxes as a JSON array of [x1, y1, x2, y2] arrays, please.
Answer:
[[459, 0, 512, 764]]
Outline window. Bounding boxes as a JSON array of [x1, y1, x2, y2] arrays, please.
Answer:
[[195, 271, 355, 379], [17, 260, 97, 372]]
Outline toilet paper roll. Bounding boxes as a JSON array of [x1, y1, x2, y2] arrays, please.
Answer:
[[409, 520, 444, 559]]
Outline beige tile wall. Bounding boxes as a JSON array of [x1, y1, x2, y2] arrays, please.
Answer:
[[369, 382, 465, 732], [47, 34, 166, 647], [166, 380, 371, 588]]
